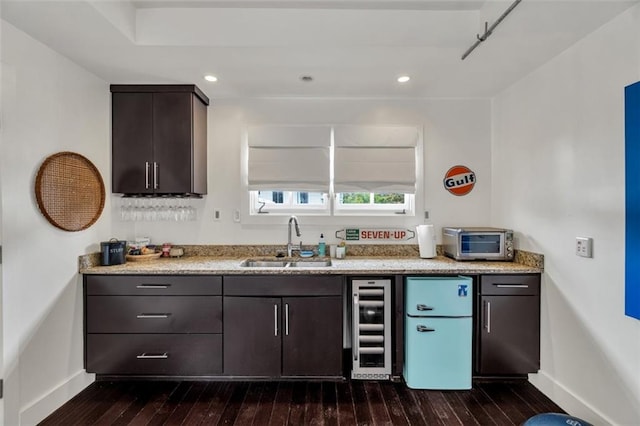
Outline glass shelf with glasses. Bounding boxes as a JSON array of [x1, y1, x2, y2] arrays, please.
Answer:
[[119, 197, 197, 222]]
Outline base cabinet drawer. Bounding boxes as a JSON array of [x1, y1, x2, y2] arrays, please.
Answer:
[[86, 296, 222, 333], [85, 275, 222, 296], [86, 334, 222, 375]]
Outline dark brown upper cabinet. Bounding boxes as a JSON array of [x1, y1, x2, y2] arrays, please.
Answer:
[[110, 85, 209, 196]]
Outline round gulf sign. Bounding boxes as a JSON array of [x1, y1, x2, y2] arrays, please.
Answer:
[[444, 165, 476, 196]]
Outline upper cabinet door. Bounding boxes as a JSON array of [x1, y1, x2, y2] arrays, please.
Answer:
[[152, 92, 193, 194], [111, 92, 154, 194]]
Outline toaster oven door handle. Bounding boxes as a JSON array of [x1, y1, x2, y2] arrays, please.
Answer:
[[495, 284, 529, 288]]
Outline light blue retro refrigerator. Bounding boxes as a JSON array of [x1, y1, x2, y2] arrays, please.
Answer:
[[404, 276, 473, 389]]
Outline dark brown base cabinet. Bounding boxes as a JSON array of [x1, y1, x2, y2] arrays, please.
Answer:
[[476, 274, 541, 376], [84, 275, 223, 377], [223, 275, 343, 379]]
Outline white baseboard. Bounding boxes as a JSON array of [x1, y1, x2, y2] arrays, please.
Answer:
[[528, 370, 613, 425], [19, 371, 95, 425]]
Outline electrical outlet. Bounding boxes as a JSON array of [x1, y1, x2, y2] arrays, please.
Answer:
[[424, 210, 430, 220], [576, 237, 593, 258], [233, 209, 241, 223], [213, 209, 221, 221]]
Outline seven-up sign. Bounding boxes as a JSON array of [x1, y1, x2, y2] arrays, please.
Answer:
[[335, 228, 416, 241]]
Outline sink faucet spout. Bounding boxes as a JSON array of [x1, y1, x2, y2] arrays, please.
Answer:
[[287, 215, 302, 257]]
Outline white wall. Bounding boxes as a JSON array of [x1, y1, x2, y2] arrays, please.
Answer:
[[1, 22, 110, 425], [492, 6, 640, 425], [114, 98, 493, 246]]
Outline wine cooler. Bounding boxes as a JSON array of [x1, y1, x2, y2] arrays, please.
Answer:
[[351, 278, 391, 380]]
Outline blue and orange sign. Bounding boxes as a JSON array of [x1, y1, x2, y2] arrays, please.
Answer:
[[444, 165, 476, 196]]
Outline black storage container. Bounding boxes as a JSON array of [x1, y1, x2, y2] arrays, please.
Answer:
[[100, 239, 126, 266]]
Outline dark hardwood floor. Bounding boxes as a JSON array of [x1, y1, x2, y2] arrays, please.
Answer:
[[38, 379, 564, 426]]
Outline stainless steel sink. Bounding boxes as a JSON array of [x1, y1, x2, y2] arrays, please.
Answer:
[[287, 260, 332, 267], [239, 259, 332, 268]]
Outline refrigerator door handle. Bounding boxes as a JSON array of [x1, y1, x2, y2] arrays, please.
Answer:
[[416, 325, 435, 332], [416, 304, 434, 311]]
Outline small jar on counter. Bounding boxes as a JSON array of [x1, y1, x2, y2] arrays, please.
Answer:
[[162, 243, 172, 257]]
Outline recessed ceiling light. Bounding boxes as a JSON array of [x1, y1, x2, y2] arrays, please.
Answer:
[[397, 75, 410, 83], [204, 75, 218, 82]]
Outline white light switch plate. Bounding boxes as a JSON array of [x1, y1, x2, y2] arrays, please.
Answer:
[[576, 237, 593, 258]]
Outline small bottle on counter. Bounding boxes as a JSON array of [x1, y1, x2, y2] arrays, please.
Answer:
[[318, 233, 326, 257]]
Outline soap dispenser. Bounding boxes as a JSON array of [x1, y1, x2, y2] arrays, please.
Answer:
[[318, 233, 326, 257]]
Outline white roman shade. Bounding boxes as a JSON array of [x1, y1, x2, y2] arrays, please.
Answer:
[[247, 125, 331, 192], [334, 125, 418, 193]]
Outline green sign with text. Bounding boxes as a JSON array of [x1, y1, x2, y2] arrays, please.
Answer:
[[345, 229, 360, 240]]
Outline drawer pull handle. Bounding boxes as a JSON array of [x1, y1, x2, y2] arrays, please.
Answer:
[[417, 304, 434, 311], [136, 352, 168, 359], [136, 314, 171, 319], [495, 284, 529, 288], [136, 284, 171, 289], [417, 325, 435, 332]]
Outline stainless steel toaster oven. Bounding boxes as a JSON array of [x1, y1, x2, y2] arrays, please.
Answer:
[[442, 227, 514, 261]]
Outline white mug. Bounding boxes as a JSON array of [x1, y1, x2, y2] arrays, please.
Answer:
[[336, 246, 346, 259]]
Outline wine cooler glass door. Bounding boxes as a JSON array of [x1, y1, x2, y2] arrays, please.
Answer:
[[352, 279, 391, 379]]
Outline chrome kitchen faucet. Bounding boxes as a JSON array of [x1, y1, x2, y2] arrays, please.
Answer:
[[287, 215, 302, 257]]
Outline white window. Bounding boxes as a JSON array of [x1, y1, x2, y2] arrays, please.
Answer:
[[245, 125, 420, 217], [250, 190, 329, 215], [334, 192, 414, 215]]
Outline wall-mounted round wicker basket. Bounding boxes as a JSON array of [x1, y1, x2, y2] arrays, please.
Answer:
[[34, 151, 105, 231]]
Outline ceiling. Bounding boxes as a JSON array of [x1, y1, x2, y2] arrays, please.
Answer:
[[2, 0, 637, 99]]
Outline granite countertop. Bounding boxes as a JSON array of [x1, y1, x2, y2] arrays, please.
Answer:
[[80, 255, 542, 275]]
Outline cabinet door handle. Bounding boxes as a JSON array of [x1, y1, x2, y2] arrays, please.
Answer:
[[495, 284, 529, 288], [153, 162, 159, 189], [416, 304, 434, 311], [485, 301, 492, 334], [274, 304, 278, 336], [285, 303, 290, 336], [417, 325, 435, 332], [136, 284, 171, 289], [136, 352, 168, 359], [145, 162, 150, 189], [136, 313, 170, 319]]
